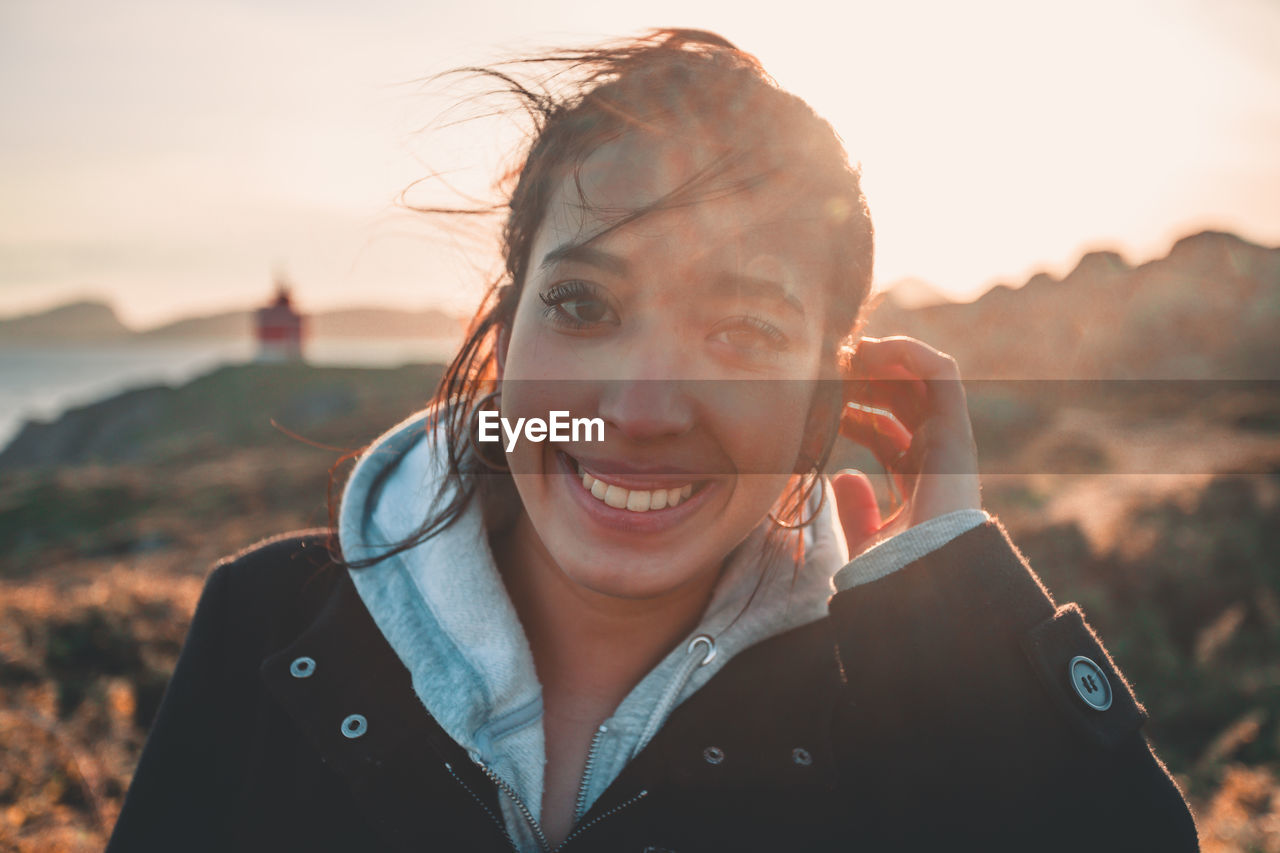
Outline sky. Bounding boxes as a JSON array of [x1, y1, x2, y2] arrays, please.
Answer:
[[2, 0, 1278, 329]]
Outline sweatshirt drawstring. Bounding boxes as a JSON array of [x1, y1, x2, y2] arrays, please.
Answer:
[[632, 634, 717, 759]]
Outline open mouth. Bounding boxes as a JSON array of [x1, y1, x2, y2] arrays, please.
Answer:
[[557, 450, 711, 514]]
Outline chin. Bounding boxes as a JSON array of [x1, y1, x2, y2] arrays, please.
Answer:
[[555, 544, 707, 600]]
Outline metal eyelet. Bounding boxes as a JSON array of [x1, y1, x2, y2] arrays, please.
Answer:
[[341, 714, 368, 739], [688, 634, 717, 666], [289, 656, 316, 678], [702, 745, 725, 765], [792, 747, 813, 766]]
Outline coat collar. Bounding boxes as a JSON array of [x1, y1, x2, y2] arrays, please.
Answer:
[[259, 550, 848, 850]]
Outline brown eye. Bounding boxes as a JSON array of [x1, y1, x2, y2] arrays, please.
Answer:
[[538, 281, 620, 329], [561, 297, 610, 324], [708, 315, 788, 359]]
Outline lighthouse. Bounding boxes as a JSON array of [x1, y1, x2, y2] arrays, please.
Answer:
[[254, 276, 306, 363]]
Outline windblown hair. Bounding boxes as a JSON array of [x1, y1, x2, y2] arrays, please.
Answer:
[[327, 28, 875, 576]]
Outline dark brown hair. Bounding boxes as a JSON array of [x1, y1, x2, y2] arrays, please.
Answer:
[[328, 28, 874, 576]]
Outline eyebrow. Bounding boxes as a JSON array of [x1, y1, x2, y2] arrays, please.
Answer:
[[538, 242, 806, 319], [712, 273, 806, 318], [539, 243, 629, 276]]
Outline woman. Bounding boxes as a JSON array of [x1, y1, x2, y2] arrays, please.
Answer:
[[107, 30, 1199, 852]]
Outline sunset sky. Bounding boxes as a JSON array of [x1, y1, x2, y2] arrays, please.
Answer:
[[2, 0, 1278, 329]]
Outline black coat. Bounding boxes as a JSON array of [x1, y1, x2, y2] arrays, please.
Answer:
[[106, 519, 1200, 852]]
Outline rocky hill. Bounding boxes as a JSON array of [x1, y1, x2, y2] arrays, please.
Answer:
[[864, 231, 1280, 378], [0, 362, 445, 473], [0, 300, 133, 342], [0, 302, 465, 342]]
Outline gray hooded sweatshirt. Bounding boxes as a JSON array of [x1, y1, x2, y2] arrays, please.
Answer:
[[338, 406, 987, 852]]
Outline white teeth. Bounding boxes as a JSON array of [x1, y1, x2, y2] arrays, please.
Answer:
[[604, 484, 629, 509], [574, 460, 697, 513]]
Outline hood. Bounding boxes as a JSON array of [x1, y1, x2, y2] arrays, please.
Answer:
[[337, 404, 849, 849]]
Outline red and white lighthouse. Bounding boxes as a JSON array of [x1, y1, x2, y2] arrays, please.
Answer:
[[254, 277, 306, 363]]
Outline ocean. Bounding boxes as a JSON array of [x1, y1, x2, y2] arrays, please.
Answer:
[[0, 337, 461, 454]]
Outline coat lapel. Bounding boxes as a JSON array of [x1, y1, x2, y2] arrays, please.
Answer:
[[652, 616, 844, 796], [576, 614, 845, 832], [259, 569, 514, 852]]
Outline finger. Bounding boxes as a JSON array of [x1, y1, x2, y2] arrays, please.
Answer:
[[839, 405, 910, 462], [838, 406, 914, 499], [831, 469, 881, 554], [852, 336, 958, 379], [850, 336, 969, 426], [843, 366, 929, 433]]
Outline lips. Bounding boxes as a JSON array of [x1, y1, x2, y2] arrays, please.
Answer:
[[556, 449, 710, 516], [564, 451, 709, 485], [580, 466, 694, 512]]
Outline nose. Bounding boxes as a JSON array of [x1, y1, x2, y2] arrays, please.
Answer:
[[596, 347, 696, 442], [598, 379, 696, 441]]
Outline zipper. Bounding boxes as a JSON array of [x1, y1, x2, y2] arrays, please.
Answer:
[[559, 788, 650, 850], [470, 755, 553, 853], [444, 761, 519, 853], [573, 723, 609, 823], [454, 747, 650, 853], [445, 632, 713, 853]]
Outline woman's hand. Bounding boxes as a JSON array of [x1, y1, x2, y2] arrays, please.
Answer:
[[832, 336, 982, 558]]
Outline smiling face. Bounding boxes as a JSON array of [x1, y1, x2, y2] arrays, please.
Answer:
[[496, 131, 839, 600]]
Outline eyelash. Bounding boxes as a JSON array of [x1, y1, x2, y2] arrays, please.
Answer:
[[718, 315, 787, 344], [538, 280, 616, 330], [710, 315, 789, 360], [537, 281, 790, 359]]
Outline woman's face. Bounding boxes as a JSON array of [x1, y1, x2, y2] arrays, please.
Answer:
[[498, 131, 838, 600]]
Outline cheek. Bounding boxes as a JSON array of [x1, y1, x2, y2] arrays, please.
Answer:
[[699, 380, 813, 476], [501, 295, 568, 382]]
